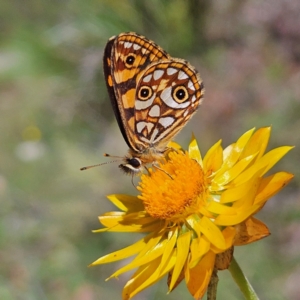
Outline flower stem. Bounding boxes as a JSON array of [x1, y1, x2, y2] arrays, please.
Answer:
[[207, 266, 218, 300], [229, 256, 259, 300]]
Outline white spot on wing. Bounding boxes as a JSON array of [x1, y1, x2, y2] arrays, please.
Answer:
[[143, 74, 152, 83], [150, 128, 159, 143], [160, 86, 172, 102], [148, 105, 160, 117], [135, 93, 155, 110], [178, 71, 189, 80], [136, 122, 146, 133], [191, 95, 197, 102], [124, 42, 133, 48], [133, 43, 141, 50], [167, 68, 177, 76], [136, 122, 154, 134], [147, 123, 154, 133], [159, 117, 175, 128], [188, 80, 195, 90], [153, 70, 164, 80]]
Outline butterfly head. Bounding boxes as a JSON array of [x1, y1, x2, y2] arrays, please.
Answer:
[[119, 146, 167, 175], [119, 156, 143, 175]]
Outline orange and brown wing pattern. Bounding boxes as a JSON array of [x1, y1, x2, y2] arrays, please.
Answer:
[[133, 60, 204, 151], [103, 32, 170, 150], [103, 32, 205, 174]]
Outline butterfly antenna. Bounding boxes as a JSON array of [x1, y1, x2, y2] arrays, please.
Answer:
[[80, 153, 122, 171], [103, 153, 124, 159]]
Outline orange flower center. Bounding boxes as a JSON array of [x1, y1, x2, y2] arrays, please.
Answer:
[[138, 151, 206, 220]]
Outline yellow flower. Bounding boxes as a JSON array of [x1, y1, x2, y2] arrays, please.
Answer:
[[91, 127, 293, 299]]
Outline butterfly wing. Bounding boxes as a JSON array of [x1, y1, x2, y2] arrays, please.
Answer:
[[103, 32, 170, 150], [133, 59, 204, 151]]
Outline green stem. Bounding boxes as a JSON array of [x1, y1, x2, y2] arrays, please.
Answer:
[[229, 256, 259, 300]]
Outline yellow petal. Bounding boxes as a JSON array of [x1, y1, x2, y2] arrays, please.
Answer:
[[206, 201, 236, 215], [233, 127, 256, 152], [213, 153, 257, 187], [210, 227, 236, 253], [258, 146, 294, 175], [186, 250, 215, 299], [200, 216, 226, 250], [159, 227, 178, 273], [168, 266, 185, 292], [109, 232, 167, 278], [218, 175, 260, 221], [222, 226, 236, 248], [219, 128, 255, 174], [187, 215, 220, 256], [198, 203, 215, 219], [255, 172, 294, 205], [107, 194, 144, 212], [234, 217, 270, 246], [232, 146, 293, 186], [97, 212, 159, 232], [188, 133, 202, 165], [214, 205, 259, 226], [169, 231, 191, 290], [231, 171, 261, 209], [220, 173, 260, 203], [90, 236, 149, 266], [239, 127, 271, 161], [203, 140, 223, 174], [189, 236, 210, 268], [122, 257, 161, 300], [123, 252, 177, 299]]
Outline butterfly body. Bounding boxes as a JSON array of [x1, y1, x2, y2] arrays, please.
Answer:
[[103, 32, 204, 175]]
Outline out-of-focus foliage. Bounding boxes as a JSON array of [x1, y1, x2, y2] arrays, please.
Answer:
[[0, 1, 299, 299]]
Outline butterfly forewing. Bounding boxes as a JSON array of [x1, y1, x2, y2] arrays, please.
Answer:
[[103, 36, 128, 146], [104, 33, 170, 151]]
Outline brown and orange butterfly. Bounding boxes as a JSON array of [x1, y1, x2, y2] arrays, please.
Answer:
[[103, 32, 204, 175]]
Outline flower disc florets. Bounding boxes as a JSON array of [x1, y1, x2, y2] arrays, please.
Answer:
[[138, 151, 206, 220]]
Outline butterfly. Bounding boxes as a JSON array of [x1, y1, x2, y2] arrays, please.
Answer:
[[103, 32, 204, 175]]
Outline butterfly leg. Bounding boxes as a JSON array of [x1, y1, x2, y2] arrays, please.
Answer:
[[152, 164, 173, 179]]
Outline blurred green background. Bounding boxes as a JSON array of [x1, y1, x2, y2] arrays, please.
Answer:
[[1, 1, 299, 299]]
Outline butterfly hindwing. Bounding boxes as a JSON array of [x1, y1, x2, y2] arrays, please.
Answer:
[[133, 60, 203, 149]]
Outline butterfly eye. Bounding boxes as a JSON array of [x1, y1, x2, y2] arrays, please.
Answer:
[[172, 85, 189, 103], [138, 86, 153, 100], [125, 54, 136, 68], [127, 157, 141, 168]]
